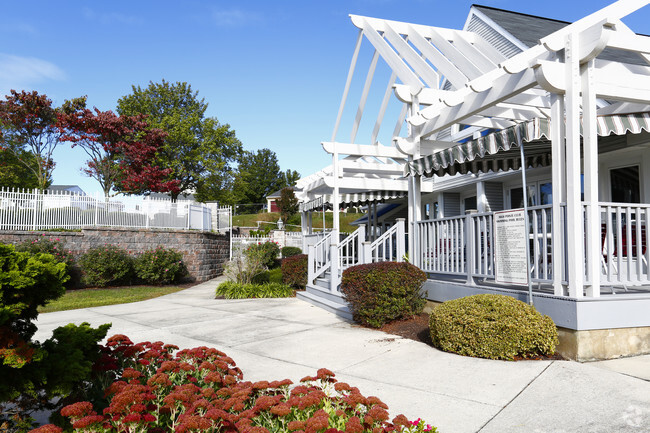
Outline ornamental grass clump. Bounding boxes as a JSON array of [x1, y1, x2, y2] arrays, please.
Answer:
[[78, 245, 134, 287], [32, 334, 437, 433], [429, 294, 559, 360], [134, 246, 188, 285], [341, 262, 427, 328], [215, 281, 294, 299]]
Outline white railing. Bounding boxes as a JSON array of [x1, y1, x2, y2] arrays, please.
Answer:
[[308, 231, 333, 284], [338, 226, 365, 275], [600, 202, 650, 286], [416, 204, 556, 284], [369, 219, 406, 262], [0, 188, 211, 231], [211, 205, 232, 234], [231, 232, 304, 258]]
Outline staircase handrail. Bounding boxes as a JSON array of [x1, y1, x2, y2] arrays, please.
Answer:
[[309, 231, 333, 283], [370, 219, 405, 262], [338, 226, 365, 276]]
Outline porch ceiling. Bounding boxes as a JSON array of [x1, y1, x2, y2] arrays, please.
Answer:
[[406, 112, 650, 178]]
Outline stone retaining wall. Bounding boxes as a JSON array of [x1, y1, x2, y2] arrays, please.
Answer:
[[0, 228, 230, 282]]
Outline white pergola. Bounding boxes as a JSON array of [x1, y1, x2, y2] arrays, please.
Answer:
[[302, 0, 650, 298]]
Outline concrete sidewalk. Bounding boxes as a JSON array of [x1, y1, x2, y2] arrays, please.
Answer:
[[34, 278, 650, 433]]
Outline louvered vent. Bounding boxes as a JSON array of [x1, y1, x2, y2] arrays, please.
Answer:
[[466, 15, 522, 59]]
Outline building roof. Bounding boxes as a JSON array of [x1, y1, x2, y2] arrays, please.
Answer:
[[267, 186, 299, 200], [472, 4, 646, 65], [46, 185, 86, 195]]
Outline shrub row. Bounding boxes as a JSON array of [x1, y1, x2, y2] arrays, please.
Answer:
[[32, 335, 436, 433], [10, 237, 188, 288]]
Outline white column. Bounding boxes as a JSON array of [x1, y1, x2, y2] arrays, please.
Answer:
[[409, 174, 422, 263], [550, 94, 567, 296], [330, 150, 340, 292], [476, 181, 486, 213], [564, 33, 585, 298], [582, 59, 600, 298]]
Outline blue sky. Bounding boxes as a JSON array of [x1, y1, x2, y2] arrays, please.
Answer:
[[2, 0, 648, 194]]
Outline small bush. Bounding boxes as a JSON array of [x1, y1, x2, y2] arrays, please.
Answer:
[[429, 294, 559, 360], [215, 281, 295, 299], [281, 246, 302, 258], [281, 254, 308, 288], [268, 266, 283, 283], [341, 262, 427, 328], [223, 252, 267, 285], [134, 246, 188, 284], [15, 236, 82, 289], [245, 241, 280, 268], [78, 245, 134, 287]]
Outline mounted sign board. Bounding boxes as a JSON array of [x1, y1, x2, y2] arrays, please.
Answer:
[[493, 209, 529, 285]]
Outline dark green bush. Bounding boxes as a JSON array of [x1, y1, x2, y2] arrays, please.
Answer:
[[341, 261, 427, 328], [134, 246, 188, 284], [281, 246, 302, 258], [78, 245, 134, 287], [268, 267, 283, 284], [429, 294, 559, 360], [0, 243, 110, 425], [281, 254, 308, 288], [215, 281, 294, 299], [15, 236, 82, 289], [245, 241, 280, 268]]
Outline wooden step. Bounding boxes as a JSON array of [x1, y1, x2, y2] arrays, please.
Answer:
[[297, 289, 353, 321]]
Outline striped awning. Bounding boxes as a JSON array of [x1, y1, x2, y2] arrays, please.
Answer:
[[300, 190, 406, 212], [406, 113, 650, 178]]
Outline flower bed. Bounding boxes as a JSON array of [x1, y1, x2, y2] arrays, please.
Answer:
[[31, 335, 436, 433]]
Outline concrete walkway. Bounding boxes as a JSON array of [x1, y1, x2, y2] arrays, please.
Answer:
[[34, 278, 650, 433]]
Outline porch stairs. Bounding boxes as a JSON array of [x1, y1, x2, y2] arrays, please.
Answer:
[[297, 219, 406, 321], [297, 272, 353, 321]]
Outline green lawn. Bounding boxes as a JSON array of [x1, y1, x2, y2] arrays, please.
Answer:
[[38, 286, 188, 313], [233, 211, 364, 233]]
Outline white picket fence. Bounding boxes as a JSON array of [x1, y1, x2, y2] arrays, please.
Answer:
[[232, 232, 304, 258], [0, 188, 215, 232]]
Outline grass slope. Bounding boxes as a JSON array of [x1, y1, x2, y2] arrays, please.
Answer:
[[233, 211, 363, 233], [38, 286, 188, 313]]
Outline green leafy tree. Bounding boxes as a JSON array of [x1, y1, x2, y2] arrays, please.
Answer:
[[282, 169, 300, 187], [233, 149, 298, 212], [116, 80, 242, 200], [277, 187, 299, 223], [0, 90, 85, 190], [0, 147, 41, 189]]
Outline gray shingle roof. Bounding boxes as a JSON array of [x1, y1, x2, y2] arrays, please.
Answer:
[[473, 4, 647, 65]]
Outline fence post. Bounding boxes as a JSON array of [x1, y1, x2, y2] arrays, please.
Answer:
[[31, 189, 38, 230], [308, 244, 316, 286], [466, 215, 475, 285], [94, 193, 99, 227], [361, 241, 372, 264]]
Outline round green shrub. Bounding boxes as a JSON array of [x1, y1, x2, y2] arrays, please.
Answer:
[[429, 294, 559, 360], [341, 261, 427, 328], [134, 246, 188, 285], [281, 246, 302, 258], [78, 245, 134, 287], [281, 254, 307, 288], [15, 236, 82, 289]]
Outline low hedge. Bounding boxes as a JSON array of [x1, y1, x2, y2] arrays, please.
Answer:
[[341, 262, 427, 328], [281, 246, 302, 258], [78, 245, 134, 287], [215, 281, 295, 299], [429, 294, 559, 360], [281, 254, 308, 288]]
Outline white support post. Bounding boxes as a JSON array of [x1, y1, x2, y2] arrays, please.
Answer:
[[476, 181, 486, 213], [466, 214, 475, 285], [308, 244, 316, 285], [361, 241, 372, 265], [396, 218, 406, 263], [409, 174, 422, 264], [582, 59, 601, 298], [550, 93, 567, 296], [331, 150, 340, 293], [358, 224, 366, 263], [565, 33, 585, 298]]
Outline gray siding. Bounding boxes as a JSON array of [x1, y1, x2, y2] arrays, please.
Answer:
[[484, 182, 504, 212], [443, 192, 461, 216]]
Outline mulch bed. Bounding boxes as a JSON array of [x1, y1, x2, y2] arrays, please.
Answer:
[[372, 312, 565, 361]]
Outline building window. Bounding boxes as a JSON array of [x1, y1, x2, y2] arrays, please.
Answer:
[[464, 196, 477, 212], [610, 165, 640, 203]]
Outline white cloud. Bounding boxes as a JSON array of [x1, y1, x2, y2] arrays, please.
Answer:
[[0, 54, 65, 94], [212, 8, 261, 27], [82, 7, 139, 25]]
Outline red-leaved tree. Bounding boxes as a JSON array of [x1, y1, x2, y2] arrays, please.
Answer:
[[0, 90, 85, 190], [60, 108, 180, 198]]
